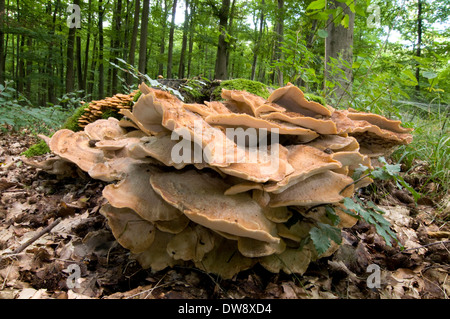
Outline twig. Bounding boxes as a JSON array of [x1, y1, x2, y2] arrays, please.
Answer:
[[339, 173, 372, 195], [398, 240, 450, 253], [1, 217, 62, 261]]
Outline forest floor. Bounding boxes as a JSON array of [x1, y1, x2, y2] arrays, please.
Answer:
[[0, 131, 449, 300]]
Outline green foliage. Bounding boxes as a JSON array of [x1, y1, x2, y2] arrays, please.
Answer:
[[212, 78, 270, 100], [342, 197, 399, 248], [0, 81, 79, 135], [354, 156, 421, 202], [309, 221, 342, 255], [180, 79, 210, 102], [21, 140, 50, 158]]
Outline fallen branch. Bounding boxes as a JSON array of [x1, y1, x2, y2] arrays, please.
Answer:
[[0, 217, 62, 261], [398, 240, 450, 254]]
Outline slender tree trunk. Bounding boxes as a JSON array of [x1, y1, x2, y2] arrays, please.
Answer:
[[186, 0, 196, 78], [158, 0, 169, 77], [47, 0, 59, 104], [325, 0, 355, 104], [88, 35, 97, 96], [0, 0, 5, 83], [25, 37, 32, 97], [251, 0, 265, 81], [272, 0, 284, 86], [415, 0, 422, 92], [111, 0, 122, 95], [98, 0, 105, 98], [17, 35, 24, 94], [127, 0, 140, 85], [138, 0, 149, 74], [178, 0, 190, 79], [225, 0, 236, 71], [65, 0, 79, 93], [83, 0, 92, 92], [214, 0, 230, 80], [76, 34, 83, 91], [167, 0, 178, 78]]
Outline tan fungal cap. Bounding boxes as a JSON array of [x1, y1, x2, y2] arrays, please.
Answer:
[[268, 83, 332, 117], [150, 170, 281, 244]]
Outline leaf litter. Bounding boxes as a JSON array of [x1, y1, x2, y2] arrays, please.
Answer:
[[0, 131, 449, 299]]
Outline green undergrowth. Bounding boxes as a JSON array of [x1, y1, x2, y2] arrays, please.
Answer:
[[180, 78, 210, 102]]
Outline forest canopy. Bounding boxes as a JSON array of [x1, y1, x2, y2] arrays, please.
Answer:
[[0, 0, 449, 108]]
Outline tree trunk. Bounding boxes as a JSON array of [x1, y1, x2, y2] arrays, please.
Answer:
[[25, 37, 32, 97], [88, 35, 97, 96], [214, 0, 230, 80], [98, 0, 105, 98], [76, 34, 83, 91], [17, 35, 24, 94], [186, 0, 196, 78], [127, 0, 140, 85], [138, 0, 149, 75], [415, 0, 422, 92], [178, 0, 190, 79], [271, 0, 284, 86], [167, 0, 178, 78], [109, 0, 122, 95], [251, 0, 265, 81], [65, 0, 79, 93], [325, 0, 355, 104], [225, 0, 236, 71], [0, 0, 5, 84], [157, 0, 168, 77], [83, 0, 92, 91]]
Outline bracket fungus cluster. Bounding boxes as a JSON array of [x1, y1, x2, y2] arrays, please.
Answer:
[[77, 90, 140, 128], [35, 82, 412, 279]]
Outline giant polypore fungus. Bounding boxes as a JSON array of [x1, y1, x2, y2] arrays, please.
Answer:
[[34, 82, 413, 279]]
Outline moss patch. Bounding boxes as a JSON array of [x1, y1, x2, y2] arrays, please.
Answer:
[[62, 103, 89, 132], [101, 109, 123, 120], [21, 139, 51, 158], [304, 93, 326, 106], [212, 78, 271, 100], [133, 90, 142, 102]]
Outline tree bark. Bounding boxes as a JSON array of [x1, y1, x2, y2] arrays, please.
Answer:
[[157, 0, 169, 77], [325, 0, 355, 104], [66, 0, 80, 93], [178, 0, 190, 79], [167, 0, 178, 78], [98, 0, 105, 98], [109, 0, 122, 95], [271, 0, 284, 86], [251, 0, 265, 81], [25, 37, 32, 97], [83, 0, 92, 92], [186, 0, 196, 78], [214, 0, 230, 80], [0, 0, 5, 84], [415, 0, 422, 92], [127, 0, 140, 85], [138, 0, 149, 75]]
